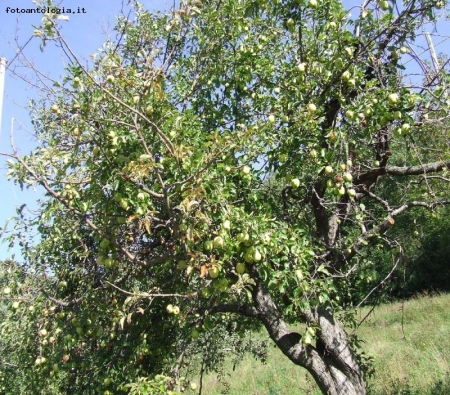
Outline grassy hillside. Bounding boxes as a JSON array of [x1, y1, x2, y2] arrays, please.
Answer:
[[198, 293, 450, 395]]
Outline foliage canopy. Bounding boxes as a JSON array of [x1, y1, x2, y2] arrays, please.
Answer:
[[1, 0, 450, 394]]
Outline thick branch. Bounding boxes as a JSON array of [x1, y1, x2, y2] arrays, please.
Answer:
[[386, 160, 450, 176], [340, 199, 450, 266]]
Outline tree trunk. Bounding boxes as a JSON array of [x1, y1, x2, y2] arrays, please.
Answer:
[[251, 274, 366, 395]]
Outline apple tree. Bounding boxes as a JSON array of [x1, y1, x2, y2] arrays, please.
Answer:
[[2, 0, 450, 394]]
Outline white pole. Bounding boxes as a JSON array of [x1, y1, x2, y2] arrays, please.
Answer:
[[0, 57, 7, 136], [425, 32, 448, 100], [425, 32, 440, 73]]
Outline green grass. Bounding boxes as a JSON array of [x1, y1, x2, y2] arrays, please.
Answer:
[[198, 293, 450, 395]]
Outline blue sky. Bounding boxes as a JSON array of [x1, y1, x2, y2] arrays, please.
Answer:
[[0, 1, 449, 261]]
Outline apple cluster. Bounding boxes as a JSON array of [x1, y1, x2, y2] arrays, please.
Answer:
[[324, 163, 356, 198]]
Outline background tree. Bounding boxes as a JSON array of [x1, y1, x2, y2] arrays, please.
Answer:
[[1, 0, 450, 394]]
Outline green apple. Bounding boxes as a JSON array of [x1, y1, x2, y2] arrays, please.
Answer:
[[72, 77, 80, 88], [28, 305, 35, 312], [213, 236, 224, 248], [286, 18, 295, 32], [374, 160, 380, 167], [237, 232, 250, 242], [339, 163, 346, 171], [364, 107, 372, 117], [219, 278, 229, 292], [282, 115, 289, 123], [203, 240, 213, 251], [119, 199, 129, 210], [191, 329, 200, 340], [310, 149, 317, 158], [337, 186, 346, 196], [253, 249, 262, 262], [103, 258, 115, 268], [401, 123, 411, 133], [12, 301, 20, 309], [99, 238, 109, 250], [76, 326, 83, 336], [393, 110, 402, 120], [172, 306, 180, 315], [348, 189, 357, 197], [52, 363, 59, 372], [242, 165, 251, 175], [244, 249, 254, 263], [3, 287, 11, 295], [178, 260, 187, 270], [166, 304, 174, 314], [236, 263, 246, 274], [335, 57, 344, 68], [325, 166, 333, 175], [308, 103, 317, 113], [278, 154, 287, 164], [393, 128, 402, 137], [345, 110, 355, 120], [379, 116, 388, 126], [326, 179, 334, 188], [179, 223, 188, 232], [106, 75, 115, 83], [224, 165, 231, 172], [400, 46, 409, 54], [380, 0, 390, 10], [51, 104, 59, 113], [298, 62, 306, 72], [209, 266, 220, 278], [343, 172, 353, 182], [346, 159, 353, 167], [342, 70, 351, 80], [104, 377, 112, 386], [190, 382, 198, 390], [309, 0, 318, 7], [222, 220, 231, 230], [388, 93, 399, 104], [290, 178, 300, 188]]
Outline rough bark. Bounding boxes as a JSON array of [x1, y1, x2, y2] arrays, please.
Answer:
[[250, 269, 366, 395]]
